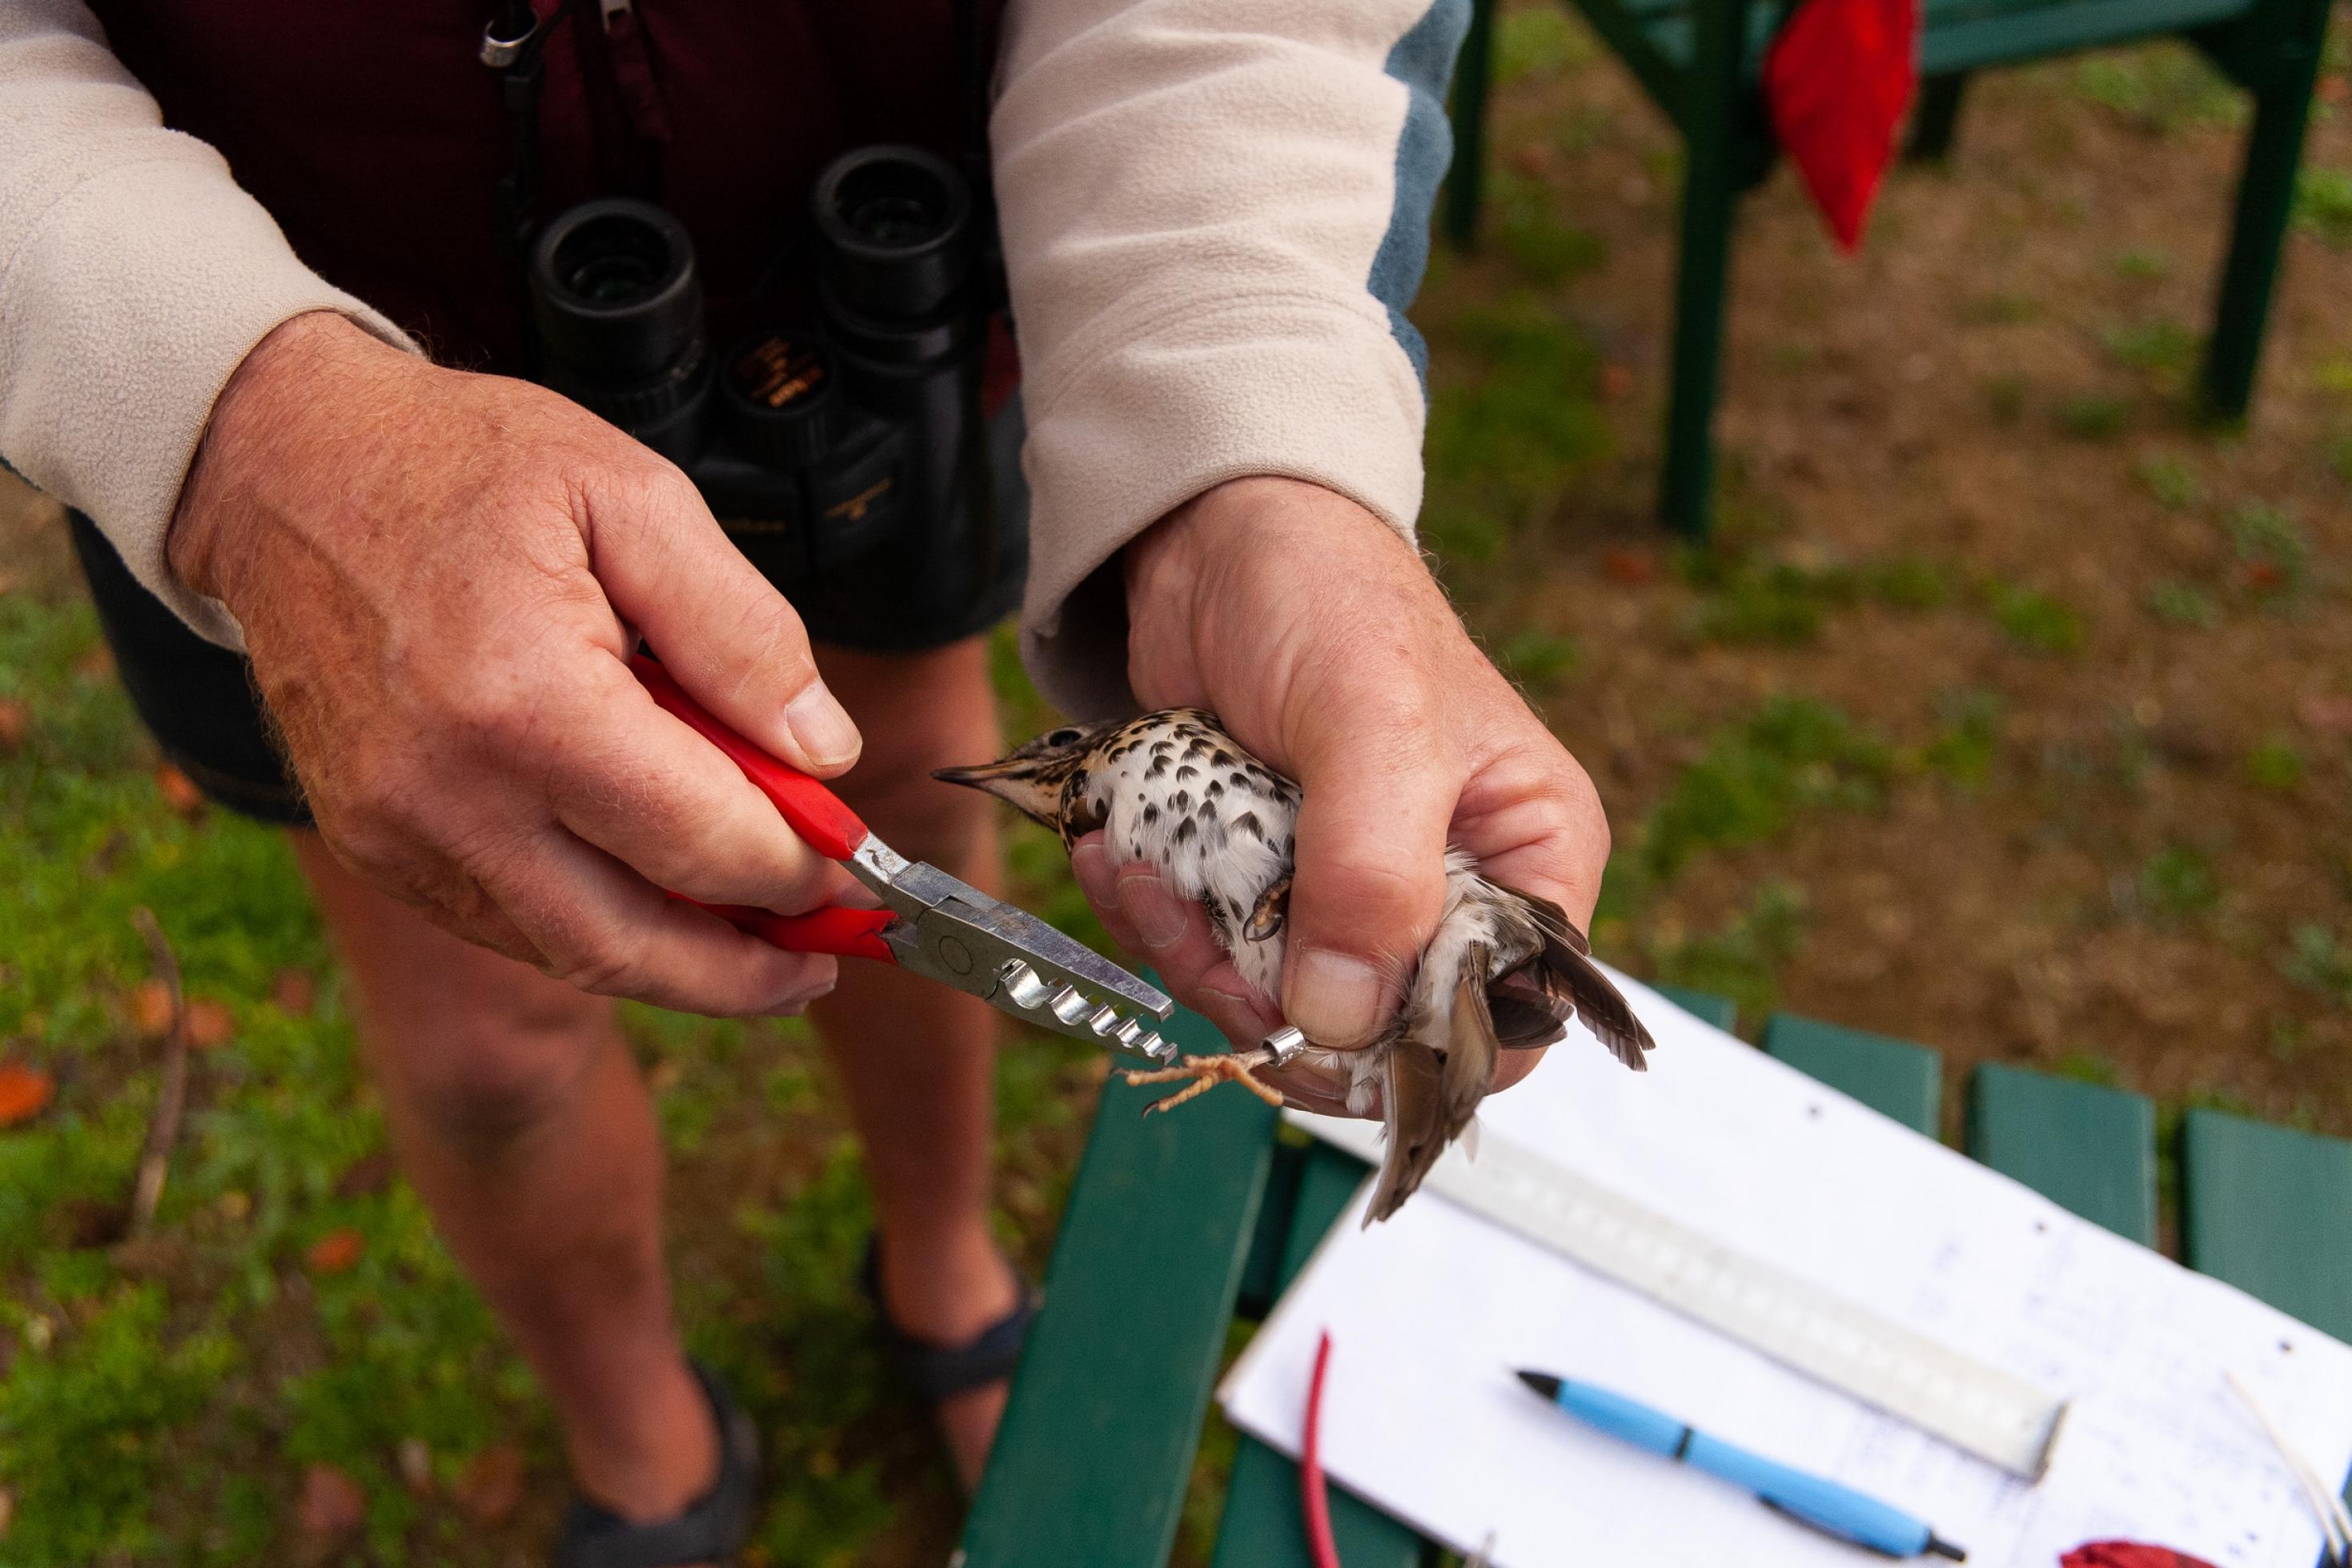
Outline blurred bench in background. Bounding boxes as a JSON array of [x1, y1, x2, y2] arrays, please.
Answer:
[[958, 984, 2352, 1566], [1441, 0, 2338, 539]]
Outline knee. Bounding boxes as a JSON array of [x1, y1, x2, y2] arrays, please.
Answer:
[[379, 982, 619, 1153]]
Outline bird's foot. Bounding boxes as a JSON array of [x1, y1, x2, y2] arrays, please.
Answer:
[[1120, 1048, 1287, 1115]]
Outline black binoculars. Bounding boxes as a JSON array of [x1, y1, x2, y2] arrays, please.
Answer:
[[524, 145, 1009, 643]]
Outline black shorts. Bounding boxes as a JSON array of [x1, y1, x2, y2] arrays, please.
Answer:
[[73, 405, 1030, 828]]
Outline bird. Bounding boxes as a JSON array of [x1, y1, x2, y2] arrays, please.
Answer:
[[936, 710, 1655, 1221]]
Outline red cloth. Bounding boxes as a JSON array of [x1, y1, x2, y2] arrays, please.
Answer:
[[1760, 0, 1921, 250], [2061, 1543, 2223, 1568]]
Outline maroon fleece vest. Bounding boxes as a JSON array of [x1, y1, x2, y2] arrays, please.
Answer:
[[89, 1, 998, 376]]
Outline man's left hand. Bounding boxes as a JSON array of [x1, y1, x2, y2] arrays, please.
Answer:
[[1068, 476, 1613, 1117]]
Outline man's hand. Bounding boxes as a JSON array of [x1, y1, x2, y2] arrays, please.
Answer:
[[170, 311, 855, 1014], [1069, 477, 1611, 1115]]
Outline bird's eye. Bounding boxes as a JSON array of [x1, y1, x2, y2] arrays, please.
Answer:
[[1046, 727, 1085, 747]]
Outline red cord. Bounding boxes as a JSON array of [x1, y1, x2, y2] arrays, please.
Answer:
[[1301, 1329, 1341, 1568]]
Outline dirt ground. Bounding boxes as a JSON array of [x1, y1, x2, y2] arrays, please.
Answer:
[[1427, 7, 2352, 1141]]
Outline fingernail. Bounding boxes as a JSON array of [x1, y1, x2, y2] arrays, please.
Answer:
[[1118, 872, 1190, 949], [1286, 949, 1388, 1048], [784, 684, 861, 769]]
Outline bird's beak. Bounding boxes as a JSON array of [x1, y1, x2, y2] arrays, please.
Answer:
[[933, 759, 1064, 828]]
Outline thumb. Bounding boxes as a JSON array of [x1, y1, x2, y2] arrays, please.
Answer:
[[590, 471, 861, 778], [1280, 689, 1459, 1049]]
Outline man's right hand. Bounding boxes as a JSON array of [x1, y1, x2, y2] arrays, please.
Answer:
[[169, 311, 853, 1015]]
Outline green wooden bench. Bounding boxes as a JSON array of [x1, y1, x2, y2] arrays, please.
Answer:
[[959, 990, 2352, 1565], [1441, 0, 2338, 539]]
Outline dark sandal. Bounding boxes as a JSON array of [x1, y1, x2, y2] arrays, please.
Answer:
[[859, 1238, 1040, 1404], [552, 1361, 759, 1568]]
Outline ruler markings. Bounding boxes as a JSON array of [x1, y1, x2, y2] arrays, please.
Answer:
[[1288, 1111, 2067, 1480]]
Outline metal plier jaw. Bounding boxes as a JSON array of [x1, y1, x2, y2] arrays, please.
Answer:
[[845, 841, 1178, 1064], [630, 652, 1174, 1061]]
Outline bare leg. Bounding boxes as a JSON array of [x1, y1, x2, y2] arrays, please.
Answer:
[[296, 835, 718, 1534], [806, 636, 1021, 1488]]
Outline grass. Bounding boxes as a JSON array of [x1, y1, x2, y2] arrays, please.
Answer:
[[2073, 46, 2245, 134], [2285, 924, 2352, 1008], [1633, 697, 1892, 884], [2145, 579, 2219, 628], [2222, 503, 2310, 600], [0, 592, 1101, 1562], [2296, 166, 2352, 248], [1674, 549, 1954, 646], [1986, 583, 2085, 654], [2139, 845, 2221, 920], [2133, 452, 2201, 509], [2057, 393, 2133, 441], [1422, 295, 1609, 562], [1649, 880, 1808, 1027]]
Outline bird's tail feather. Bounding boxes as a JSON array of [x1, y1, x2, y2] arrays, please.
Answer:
[[1487, 882, 1656, 1070]]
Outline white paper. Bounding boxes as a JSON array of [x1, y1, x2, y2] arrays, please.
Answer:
[[1218, 976, 2352, 1567]]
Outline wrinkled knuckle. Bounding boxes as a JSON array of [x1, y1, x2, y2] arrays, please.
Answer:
[[555, 935, 644, 999]]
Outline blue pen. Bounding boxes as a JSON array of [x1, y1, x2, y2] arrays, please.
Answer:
[[1515, 1370, 1968, 1561]]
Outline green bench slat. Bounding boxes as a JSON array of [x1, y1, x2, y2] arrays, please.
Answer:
[[1966, 1064, 2159, 1245], [1920, 0, 2254, 70], [1615, 0, 2255, 97], [959, 1001, 1280, 1568], [2181, 1109, 2352, 1345], [1762, 1014, 1942, 1136], [1212, 1143, 1431, 1568], [1651, 983, 1737, 1033]]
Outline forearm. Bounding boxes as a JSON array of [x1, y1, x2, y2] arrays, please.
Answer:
[[993, 0, 1469, 718], [0, 0, 413, 648]]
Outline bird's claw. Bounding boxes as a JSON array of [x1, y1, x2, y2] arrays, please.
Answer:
[[1121, 1047, 1288, 1115]]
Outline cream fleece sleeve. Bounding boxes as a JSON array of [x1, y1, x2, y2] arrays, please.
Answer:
[[995, 0, 1468, 718], [0, 0, 414, 649]]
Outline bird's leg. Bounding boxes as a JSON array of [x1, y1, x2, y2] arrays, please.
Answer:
[[1120, 1048, 1288, 1114]]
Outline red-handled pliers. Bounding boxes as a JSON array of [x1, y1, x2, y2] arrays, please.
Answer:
[[631, 653, 1178, 1062]]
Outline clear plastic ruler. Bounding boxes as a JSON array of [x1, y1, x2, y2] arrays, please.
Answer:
[[1290, 1111, 2069, 1480]]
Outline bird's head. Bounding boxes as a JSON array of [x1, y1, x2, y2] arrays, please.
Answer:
[[933, 722, 1114, 830]]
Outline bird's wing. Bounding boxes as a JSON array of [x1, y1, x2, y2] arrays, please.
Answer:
[[1487, 882, 1656, 1070]]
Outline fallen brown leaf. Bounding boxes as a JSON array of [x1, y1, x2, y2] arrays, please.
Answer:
[[0, 1065, 54, 1127], [295, 1463, 366, 1541], [1599, 362, 1635, 401], [306, 1228, 366, 1276], [185, 998, 235, 1050], [130, 979, 175, 1037], [1602, 547, 1659, 587], [271, 967, 318, 1017], [452, 1442, 524, 1526], [0, 698, 26, 753], [155, 764, 205, 817]]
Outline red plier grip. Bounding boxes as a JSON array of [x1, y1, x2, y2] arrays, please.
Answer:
[[630, 653, 900, 964]]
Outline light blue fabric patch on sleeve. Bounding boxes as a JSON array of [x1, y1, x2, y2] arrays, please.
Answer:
[[1368, 0, 1473, 396]]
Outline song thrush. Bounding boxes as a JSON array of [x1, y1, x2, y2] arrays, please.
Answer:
[[937, 711, 1654, 1221]]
